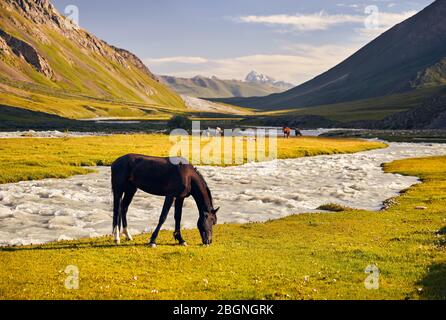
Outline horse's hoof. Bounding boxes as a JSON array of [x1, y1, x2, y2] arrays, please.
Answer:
[[180, 242, 188, 247], [149, 242, 157, 248], [114, 239, 121, 245], [122, 228, 133, 241]]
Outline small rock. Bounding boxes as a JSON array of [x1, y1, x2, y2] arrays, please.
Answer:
[[415, 206, 427, 210]]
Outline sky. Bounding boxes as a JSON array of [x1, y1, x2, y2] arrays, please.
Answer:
[[52, 0, 434, 85]]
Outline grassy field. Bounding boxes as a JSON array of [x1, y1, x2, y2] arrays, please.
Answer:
[[0, 155, 445, 300], [0, 134, 385, 184]]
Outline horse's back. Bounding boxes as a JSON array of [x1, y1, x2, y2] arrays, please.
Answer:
[[111, 154, 191, 196]]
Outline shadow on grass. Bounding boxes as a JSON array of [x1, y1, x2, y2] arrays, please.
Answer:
[[419, 263, 446, 300], [0, 240, 184, 252], [417, 226, 446, 299], [436, 226, 446, 235]]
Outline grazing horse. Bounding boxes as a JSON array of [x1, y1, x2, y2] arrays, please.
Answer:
[[283, 127, 291, 138], [295, 128, 303, 137], [111, 154, 219, 247]]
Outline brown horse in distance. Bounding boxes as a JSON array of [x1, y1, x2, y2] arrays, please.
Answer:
[[111, 154, 219, 247], [283, 127, 291, 138]]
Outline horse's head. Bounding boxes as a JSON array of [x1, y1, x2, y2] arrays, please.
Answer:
[[198, 207, 219, 245]]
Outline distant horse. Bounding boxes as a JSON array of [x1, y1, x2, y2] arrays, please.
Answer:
[[283, 127, 291, 138], [111, 154, 219, 247], [295, 128, 303, 137]]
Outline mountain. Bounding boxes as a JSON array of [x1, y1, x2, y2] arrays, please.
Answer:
[[159, 72, 293, 99], [217, 0, 446, 111], [244, 70, 294, 91], [0, 0, 185, 119], [245, 70, 275, 84]]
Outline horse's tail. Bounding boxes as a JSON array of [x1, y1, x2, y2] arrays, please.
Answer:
[[111, 154, 138, 191], [111, 155, 136, 232]]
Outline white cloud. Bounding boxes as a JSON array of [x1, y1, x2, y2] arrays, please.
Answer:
[[143, 56, 209, 65], [236, 12, 363, 31], [235, 9, 417, 33]]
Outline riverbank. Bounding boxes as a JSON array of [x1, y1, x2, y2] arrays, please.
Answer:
[[323, 129, 446, 143]]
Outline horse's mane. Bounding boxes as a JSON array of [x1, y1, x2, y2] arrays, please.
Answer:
[[193, 166, 213, 207]]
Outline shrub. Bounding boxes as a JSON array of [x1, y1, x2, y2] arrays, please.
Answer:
[[167, 115, 192, 132]]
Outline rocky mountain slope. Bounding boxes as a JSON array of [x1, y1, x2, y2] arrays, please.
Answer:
[[159, 72, 293, 99], [218, 0, 446, 111], [0, 0, 185, 119]]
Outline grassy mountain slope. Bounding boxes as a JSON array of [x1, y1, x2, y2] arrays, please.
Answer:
[[159, 75, 292, 99], [217, 0, 446, 111], [256, 86, 446, 122], [0, 0, 186, 119]]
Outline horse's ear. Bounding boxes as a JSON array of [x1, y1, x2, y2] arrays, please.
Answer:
[[212, 207, 220, 215]]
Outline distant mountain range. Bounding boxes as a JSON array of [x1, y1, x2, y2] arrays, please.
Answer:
[[0, 0, 185, 119], [217, 0, 446, 115], [159, 71, 294, 98]]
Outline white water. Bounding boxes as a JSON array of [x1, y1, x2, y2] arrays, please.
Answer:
[[0, 143, 445, 246]]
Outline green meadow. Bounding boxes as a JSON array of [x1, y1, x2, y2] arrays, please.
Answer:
[[0, 135, 445, 300]]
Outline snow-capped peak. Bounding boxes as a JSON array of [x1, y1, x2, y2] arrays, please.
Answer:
[[245, 71, 276, 84]]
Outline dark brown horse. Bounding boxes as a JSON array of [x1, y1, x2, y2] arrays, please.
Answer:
[[111, 154, 219, 247]]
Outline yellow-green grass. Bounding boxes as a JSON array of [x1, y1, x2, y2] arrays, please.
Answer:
[[0, 156, 445, 300], [0, 135, 386, 184]]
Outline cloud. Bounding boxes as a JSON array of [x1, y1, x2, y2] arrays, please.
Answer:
[[235, 9, 417, 32], [235, 12, 363, 31], [143, 56, 209, 65], [144, 44, 360, 85]]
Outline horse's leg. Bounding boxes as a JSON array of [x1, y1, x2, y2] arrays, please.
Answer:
[[173, 197, 187, 246], [149, 196, 174, 247], [112, 190, 124, 244], [121, 186, 137, 241]]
